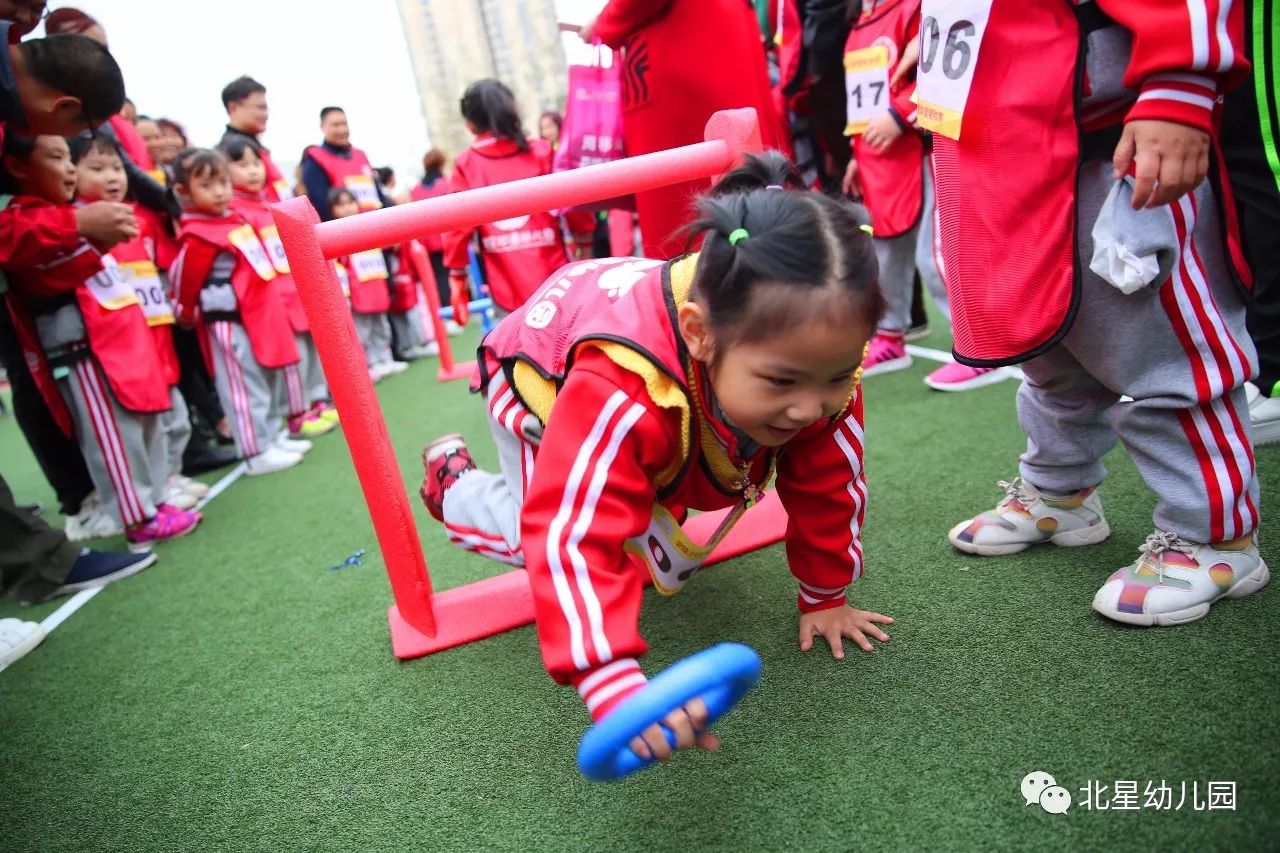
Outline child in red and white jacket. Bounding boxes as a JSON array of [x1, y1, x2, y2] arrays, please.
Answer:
[[2, 133, 201, 544], [69, 134, 209, 512], [222, 137, 338, 439], [420, 153, 893, 763], [443, 79, 571, 321], [171, 148, 306, 476]]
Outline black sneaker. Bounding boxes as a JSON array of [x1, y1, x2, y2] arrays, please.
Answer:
[[50, 548, 158, 599]]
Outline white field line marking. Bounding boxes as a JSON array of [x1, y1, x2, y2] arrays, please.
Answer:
[[16, 461, 250, 656], [905, 345, 1024, 381]]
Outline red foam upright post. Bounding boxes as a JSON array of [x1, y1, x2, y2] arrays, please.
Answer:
[[405, 241, 476, 383], [271, 197, 438, 638]]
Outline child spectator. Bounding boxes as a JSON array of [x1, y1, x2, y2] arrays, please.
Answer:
[[70, 133, 207, 511], [221, 137, 338, 438], [2, 133, 201, 544], [443, 79, 570, 320], [171, 148, 308, 476]]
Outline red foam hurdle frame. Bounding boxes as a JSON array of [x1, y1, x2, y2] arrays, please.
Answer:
[[272, 108, 784, 661]]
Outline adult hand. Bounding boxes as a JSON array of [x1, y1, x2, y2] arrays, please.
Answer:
[[75, 201, 138, 249], [1112, 119, 1210, 210]]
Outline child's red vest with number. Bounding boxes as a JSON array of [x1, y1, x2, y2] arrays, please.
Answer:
[[109, 211, 180, 387], [305, 144, 382, 211], [844, 0, 924, 238], [179, 213, 299, 368], [342, 247, 391, 314], [10, 233, 170, 413], [230, 189, 307, 334], [259, 146, 295, 204], [390, 242, 421, 313]]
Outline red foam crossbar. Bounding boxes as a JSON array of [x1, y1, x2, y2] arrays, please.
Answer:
[[272, 108, 765, 655], [405, 241, 477, 383], [389, 493, 787, 659]]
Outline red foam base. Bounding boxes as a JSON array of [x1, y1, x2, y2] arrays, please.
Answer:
[[437, 360, 478, 383], [388, 493, 787, 660]]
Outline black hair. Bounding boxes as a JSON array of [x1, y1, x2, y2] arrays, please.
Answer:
[[459, 79, 527, 152], [328, 186, 357, 210], [221, 75, 266, 110], [218, 136, 262, 164], [320, 106, 344, 123], [172, 147, 228, 186], [68, 133, 123, 165], [684, 151, 883, 352], [375, 166, 393, 185], [1, 132, 37, 164], [18, 34, 126, 126]]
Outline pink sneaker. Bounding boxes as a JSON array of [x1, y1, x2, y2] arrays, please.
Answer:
[[127, 505, 201, 545], [861, 331, 912, 377], [288, 410, 336, 439], [924, 361, 1008, 392]]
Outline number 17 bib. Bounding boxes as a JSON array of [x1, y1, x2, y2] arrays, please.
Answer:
[[914, 0, 993, 140]]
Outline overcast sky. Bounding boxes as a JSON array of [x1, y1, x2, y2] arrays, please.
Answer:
[[39, 0, 606, 184]]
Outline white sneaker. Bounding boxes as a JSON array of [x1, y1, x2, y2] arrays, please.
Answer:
[[163, 487, 200, 511], [444, 320, 465, 337], [949, 477, 1111, 556], [1245, 382, 1280, 446], [64, 495, 125, 542], [244, 446, 303, 476], [275, 435, 313, 455], [381, 360, 409, 376], [421, 341, 440, 357], [1092, 531, 1270, 626], [171, 474, 210, 499], [0, 619, 45, 672]]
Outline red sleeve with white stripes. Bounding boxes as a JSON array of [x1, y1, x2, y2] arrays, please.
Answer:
[[774, 386, 868, 613], [521, 349, 681, 721], [1095, 0, 1249, 132], [171, 236, 219, 324]]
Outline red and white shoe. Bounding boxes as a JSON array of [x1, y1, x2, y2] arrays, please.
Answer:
[[420, 434, 477, 522], [860, 331, 912, 378], [925, 362, 1008, 392]]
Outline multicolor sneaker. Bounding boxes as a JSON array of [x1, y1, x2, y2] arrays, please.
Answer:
[[860, 331, 912, 377], [1092, 531, 1270, 626], [420, 433, 476, 522], [289, 410, 336, 439], [126, 505, 201, 545], [925, 362, 1008, 392], [311, 401, 340, 425], [949, 478, 1111, 556]]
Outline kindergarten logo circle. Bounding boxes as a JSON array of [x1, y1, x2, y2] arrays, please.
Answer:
[[1022, 771, 1071, 814]]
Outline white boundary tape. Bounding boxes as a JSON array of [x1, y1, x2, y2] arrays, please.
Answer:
[[905, 344, 1024, 382], [14, 461, 249, 657]]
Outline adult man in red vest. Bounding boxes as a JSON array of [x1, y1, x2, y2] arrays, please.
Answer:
[[218, 75, 293, 204], [300, 106, 389, 221]]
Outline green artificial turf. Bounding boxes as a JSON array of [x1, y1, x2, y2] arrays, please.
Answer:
[[1, 323, 1277, 852]]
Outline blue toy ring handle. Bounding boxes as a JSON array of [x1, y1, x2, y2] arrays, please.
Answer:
[[576, 643, 761, 781]]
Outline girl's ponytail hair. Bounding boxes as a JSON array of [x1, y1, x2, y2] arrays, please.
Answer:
[[460, 79, 529, 152], [683, 151, 883, 352]]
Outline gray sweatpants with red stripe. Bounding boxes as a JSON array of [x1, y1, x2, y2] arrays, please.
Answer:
[[439, 372, 542, 564], [1017, 161, 1260, 544], [875, 160, 949, 332], [58, 357, 165, 528], [279, 332, 328, 419], [207, 319, 283, 459]]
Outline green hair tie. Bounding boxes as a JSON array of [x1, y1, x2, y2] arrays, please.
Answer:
[[728, 228, 750, 246]]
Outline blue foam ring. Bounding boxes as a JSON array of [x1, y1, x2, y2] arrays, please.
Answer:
[[576, 643, 762, 782]]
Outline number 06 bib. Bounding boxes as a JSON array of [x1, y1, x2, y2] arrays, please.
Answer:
[[914, 0, 993, 140]]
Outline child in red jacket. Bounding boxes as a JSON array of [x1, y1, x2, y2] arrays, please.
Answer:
[[443, 79, 570, 320], [421, 153, 893, 763], [221, 137, 338, 438], [2, 134, 201, 543]]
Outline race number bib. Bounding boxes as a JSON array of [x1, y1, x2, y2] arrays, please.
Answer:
[[843, 45, 892, 135], [228, 224, 278, 281], [350, 249, 388, 282], [343, 174, 381, 211], [85, 256, 141, 311], [914, 0, 993, 140], [118, 259, 173, 326], [623, 502, 750, 596], [333, 260, 350, 297], [259, 224, 290, 274], [271, 178, 294, 201]]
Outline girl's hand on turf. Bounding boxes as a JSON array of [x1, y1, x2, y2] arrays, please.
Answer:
[[799, 605, 894, 659], [628, 697, 720, 763]]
